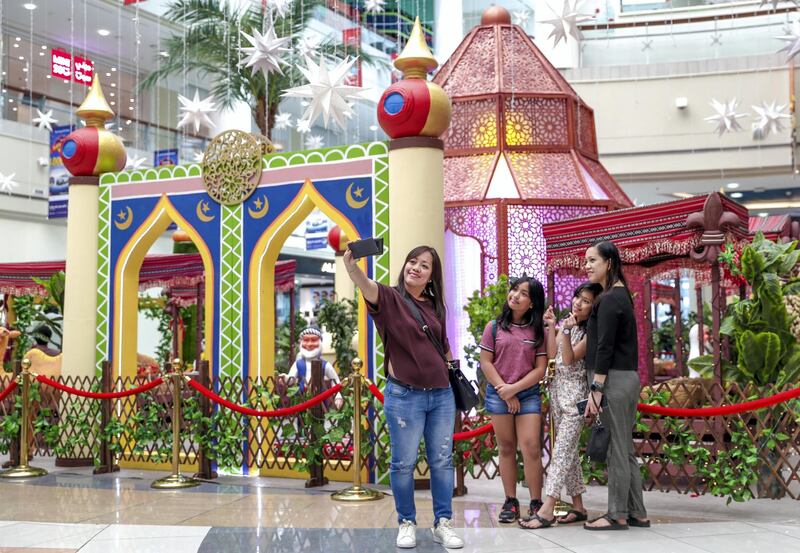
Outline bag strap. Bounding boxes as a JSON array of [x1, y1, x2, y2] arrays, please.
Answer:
[[397, 288, 448, 366]]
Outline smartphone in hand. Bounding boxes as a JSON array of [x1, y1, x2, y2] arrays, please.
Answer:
[[348, 238, 384, 259]]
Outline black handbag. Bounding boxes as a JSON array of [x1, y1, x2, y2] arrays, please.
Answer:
[[399, 292, 479, 411], [586, 417, 610, 462]]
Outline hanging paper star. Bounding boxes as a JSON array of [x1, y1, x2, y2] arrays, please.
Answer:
[[704, 99, 748, 136], [193, 150, 205, 163], [296, 118, 311, 134], [239, 26, 291, 78], [126, 156, 148, 170], [364, 0, 386, 14], [541, 0, 593, 47], [270, 0, 294, 19], [282, 55, 370, 131], [752, 101, 791, 137], [177, 91, 217, 133], [305, 134, 324, 149], [296, 36, 320, 59], [512, 9, 531, 27], [641, 38, 653, 51], [710, 32, 722, 46], [760, 0, 799, 10], [37, 157, 50, 167], [0, 172, 18, 193], [32, 109, 58, 132], [776, 21, 800, 61], [274, 112, 292, 130]]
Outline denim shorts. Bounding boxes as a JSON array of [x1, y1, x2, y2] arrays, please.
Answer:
[[485, 383, 542, 415]]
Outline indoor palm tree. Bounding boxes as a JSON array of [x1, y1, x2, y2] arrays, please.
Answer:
[[141, 0, 373, 139]]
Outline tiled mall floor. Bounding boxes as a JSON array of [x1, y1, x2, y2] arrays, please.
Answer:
[[0, 463, 798, 552]]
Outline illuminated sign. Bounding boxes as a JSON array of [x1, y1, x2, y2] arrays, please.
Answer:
[[50, 49, 93, 86], [51, 49, 72, 81]]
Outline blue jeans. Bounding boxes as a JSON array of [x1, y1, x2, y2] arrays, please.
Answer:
[[384, 380, 456, 525]]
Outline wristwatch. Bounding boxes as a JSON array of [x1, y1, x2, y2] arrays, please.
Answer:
[[562, 327, 571, 336], [590, 380, 604, 392]]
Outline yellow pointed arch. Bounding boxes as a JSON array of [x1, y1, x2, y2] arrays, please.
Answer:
[[249, 179, 367, 379], [112, 193, 215, 378]]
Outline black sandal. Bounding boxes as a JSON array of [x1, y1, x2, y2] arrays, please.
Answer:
[[518, 513, 556, 529], [627, 517, 651, 528], [583, 514, 629, 531], [557, 509, 588, 524]]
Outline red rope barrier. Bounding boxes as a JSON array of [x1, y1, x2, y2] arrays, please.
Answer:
[[0, 380, 18, 403], [364, 379, 495, 441], [35, 375, 165, 399], [186, 379, 343, 418], [637, 385, 800, 417]]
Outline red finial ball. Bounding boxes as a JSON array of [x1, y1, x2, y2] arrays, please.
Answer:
[[327, 225, 348, 254], [481, 5, 512, 25]]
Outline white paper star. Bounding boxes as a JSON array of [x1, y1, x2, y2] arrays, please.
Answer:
[[705, 99, 748, 136], [177, 91, 217, 133], [776, 21, 800, 61], [296, 36, 320, 59], [193, 150, 205, 163], [760, 0, 799, 10], [126, 156, 148, 170], [274, 112, 292, 130], [641, 38, 653, 51], [541, 0, 593, 47], [752, 101, 791, 137], [710, 32, 722, 46], [33, 109, 58, 132], [270, 0, 294, 19], [37, 157, 49, 167], [0, 172, 18, 193], [305, 134, 324, 149], [364, 0, 386, 14], [239, 26, 291, 78], [282, 55, 370, 131], [296, 118, 311, 133], [512, 9, 531, 27]]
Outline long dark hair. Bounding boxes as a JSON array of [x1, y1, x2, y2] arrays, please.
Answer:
[[496, 275, 545, 347], [591, 240, 629, 291], [573, 282, 603, 328], [396, 245, 446, 319]]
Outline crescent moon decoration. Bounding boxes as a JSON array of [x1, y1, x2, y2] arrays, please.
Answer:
[[113, 206, 133, 231], [247, 194, 270, 219], [196, 200, 215, 223], [345, 182, 369, 209]]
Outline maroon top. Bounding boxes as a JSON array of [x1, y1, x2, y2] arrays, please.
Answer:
[[367, 284, 450, 389]]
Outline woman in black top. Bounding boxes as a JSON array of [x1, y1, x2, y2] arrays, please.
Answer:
[[582, 241, 649, 531]]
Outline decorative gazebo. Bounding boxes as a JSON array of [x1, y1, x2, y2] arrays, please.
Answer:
[[433, 6, 631, 362]]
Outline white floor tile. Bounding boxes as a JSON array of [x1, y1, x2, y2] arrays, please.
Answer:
[[89, 523, 212, 540], [0, 521, 106, 548], [569, 537, 710, 553], [459, 527, 564, 551], [650, 521, 762, 538], [523, 525, 657, 548], [750, 523, 800, 540], [679, 530, 800, 553], [78, 535, 210, 553]]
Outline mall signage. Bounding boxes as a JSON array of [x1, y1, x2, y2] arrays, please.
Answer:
[[50, 49, 94, 86]]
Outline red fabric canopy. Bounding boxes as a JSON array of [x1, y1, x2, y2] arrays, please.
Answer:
[[0, 254, 296, 297]]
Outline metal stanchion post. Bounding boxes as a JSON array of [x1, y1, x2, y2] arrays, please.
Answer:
[[0, 359, 47, 479], [543, 359, 571, 517], [152, 359, 200, 489], [331, 358, 383, 502]]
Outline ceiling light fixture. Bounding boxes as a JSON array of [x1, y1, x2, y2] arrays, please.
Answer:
[[726, 182, 740, 189], [23, 3, 38, 10], [97, 29, 111, 37], [672, 192, 694, 199], [729, 192, 743, 199]]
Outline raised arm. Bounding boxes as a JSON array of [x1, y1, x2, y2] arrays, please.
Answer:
[[543, 305, 558, 358], [342, 248, 379, 305]]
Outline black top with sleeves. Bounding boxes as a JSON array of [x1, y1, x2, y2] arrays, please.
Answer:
[[586, 286, 638, 376]]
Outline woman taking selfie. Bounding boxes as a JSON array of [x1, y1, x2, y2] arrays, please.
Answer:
[[520, 282, 601, 529], [583, 241, 649, 531], [478, 276, 548, 524], [343, 245, 463, 549]]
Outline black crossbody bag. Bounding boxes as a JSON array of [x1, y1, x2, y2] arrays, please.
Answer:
[[398, 291, 479, 412]]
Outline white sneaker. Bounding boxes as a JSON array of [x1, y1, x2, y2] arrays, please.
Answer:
[[397, 519, 417, 548], [432, 517, 464, 549]]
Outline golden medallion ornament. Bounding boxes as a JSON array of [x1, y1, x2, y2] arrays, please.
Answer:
[[202, 130, 274, 205]]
